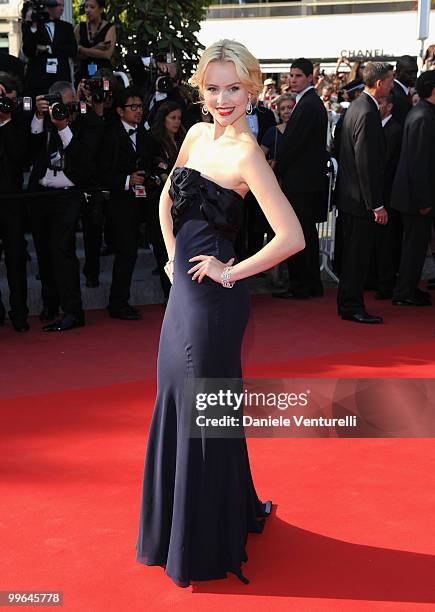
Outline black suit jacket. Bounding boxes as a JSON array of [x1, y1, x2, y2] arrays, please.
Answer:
[[0, 120, 28, 195], [22, 20, 77, 95], [391, 80, 411, 127], [253, 104, 276, 144], [98, 121, 153, 196], [275, 88, 328, 193], [382, 116, 402, 206], [28, 108, 104, 191], [336, 92, 385, 217], [391, 99, 435, 216]]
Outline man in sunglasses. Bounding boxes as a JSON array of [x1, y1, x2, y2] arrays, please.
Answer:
[[99, 87, 153, 320]]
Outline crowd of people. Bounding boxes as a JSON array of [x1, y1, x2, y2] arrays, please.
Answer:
[[0, 0, 434, 332]]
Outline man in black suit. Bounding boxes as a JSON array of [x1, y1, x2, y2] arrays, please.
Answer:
[[98, 87, 154, 320], [22, 0, 77, 98], [371, 92, 403, 300], [244, 102, 276, 257], [28, 80, 104, 331], [336, 62, 394, 323], [391, 55, 418, 127], [274, 58, 328, 299], [0, 74, 29, 332], [391, 71, 435, 307]]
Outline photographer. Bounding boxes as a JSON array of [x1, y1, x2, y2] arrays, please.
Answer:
[[0, 75, 29, 332], [126, 52, 187, 128], [98, 87, 156, 320], [77, 68, 121, 125], [21, 0, 77, 98], [76, 69, 121, 286], [28, 80, 104, 331]]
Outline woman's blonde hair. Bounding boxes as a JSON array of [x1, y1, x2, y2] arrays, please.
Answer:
[[189, 39, 263, 102]]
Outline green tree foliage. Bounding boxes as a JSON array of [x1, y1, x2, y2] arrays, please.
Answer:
[[73, 0, 209, 78]]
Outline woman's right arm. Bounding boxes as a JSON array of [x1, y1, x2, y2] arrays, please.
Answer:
[[159, 122, 202, 262]]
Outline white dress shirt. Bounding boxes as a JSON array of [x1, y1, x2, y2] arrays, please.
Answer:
[[394, 79, 409, 96], [121, 120, 138, 190], [31, 114, 75, 188], [295, 85, 314, 104], [381, 114, 392, 128], [246, 112, 259, 139], [363, 90, 380, 110]]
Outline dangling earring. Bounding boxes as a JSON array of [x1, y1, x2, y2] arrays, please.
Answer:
[[201, 104, 209, 115], [246, 95, 253, 115]]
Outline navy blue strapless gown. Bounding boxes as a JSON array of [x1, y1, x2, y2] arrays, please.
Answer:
[[136, 166, 269, 587]]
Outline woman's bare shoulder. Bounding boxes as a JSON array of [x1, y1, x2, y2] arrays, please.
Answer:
[[237, 136, 265, 164], [185, 121, 209, 139]]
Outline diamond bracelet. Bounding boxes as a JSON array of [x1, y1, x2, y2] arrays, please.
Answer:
[[221, 266, 235, 288]]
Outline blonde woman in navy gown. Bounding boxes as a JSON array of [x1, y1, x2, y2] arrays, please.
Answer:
[[136, 39, 305, 587]]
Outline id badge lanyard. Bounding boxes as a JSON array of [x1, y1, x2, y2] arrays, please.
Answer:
[[45, 22, 58, 74]]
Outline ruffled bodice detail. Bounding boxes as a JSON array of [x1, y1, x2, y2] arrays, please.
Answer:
[[169, 166, 244, 242]]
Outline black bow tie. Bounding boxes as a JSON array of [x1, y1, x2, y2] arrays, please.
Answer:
[[128, 128, 137, 136]]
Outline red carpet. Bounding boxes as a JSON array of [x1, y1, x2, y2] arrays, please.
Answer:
[[1, 290, 435, 610]]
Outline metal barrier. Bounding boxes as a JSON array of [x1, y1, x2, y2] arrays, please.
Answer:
[[317, 208, 339, 283], [316, 158, 339, 283]]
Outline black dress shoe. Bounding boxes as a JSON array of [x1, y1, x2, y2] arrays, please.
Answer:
[[108, 305, 141, 320], [341, 311, 383, 324], [39, 307, 59, 323], [272, 289, 311, 300], [43, 312, 85, 332], [0, 300, 5, 326], [392, 297, 431, 306], [427, 278, 435, 290], [85, 276, 100, 288]]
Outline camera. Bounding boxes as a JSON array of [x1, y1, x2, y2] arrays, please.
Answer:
[[126, 50, 175, 95], [42, 93, 87, 120], [22, 0, 60, 24], [0, 95, 32, 114], [133, 158, 162, 197], [82, 77, 111, 104], [141, 56, 174, 94]]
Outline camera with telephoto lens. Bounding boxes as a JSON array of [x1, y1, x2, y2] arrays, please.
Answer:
[[0, 95, 32, 114], [82, 77, 111, 104], [22, 0, 60, 24], [42, 93, 87, 120], [125, 50, 175, 95]]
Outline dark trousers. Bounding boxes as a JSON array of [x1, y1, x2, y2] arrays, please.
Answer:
[[393, 212, 433, 300], [28, 190, 83, 314], [106, 195, 140, 310], [285, 191, 322, 296], [81, 196, 104, 281], [337, 212, 375, 315], [371, 207, 402, 294], [0, 198, 28, 319]]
